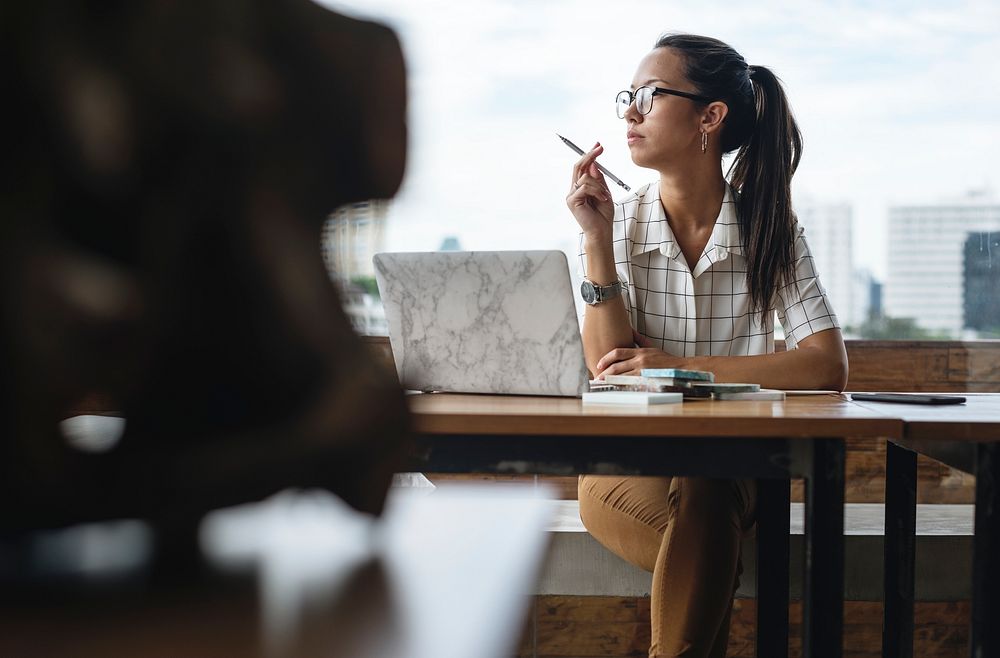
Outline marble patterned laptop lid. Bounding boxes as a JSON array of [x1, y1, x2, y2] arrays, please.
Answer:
[[373, 250, 590, 396]]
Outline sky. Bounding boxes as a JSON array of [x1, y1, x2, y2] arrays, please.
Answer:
[[321, 0, 1000, 280]]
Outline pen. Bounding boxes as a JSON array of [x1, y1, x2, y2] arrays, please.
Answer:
[[556, 133, 631, 192]]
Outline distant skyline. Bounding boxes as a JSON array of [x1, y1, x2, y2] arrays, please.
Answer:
[[884, 202, 1000, 335], [323, 0, 1000, 281]]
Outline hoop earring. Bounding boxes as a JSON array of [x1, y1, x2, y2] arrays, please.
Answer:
[[701, 131, 708, 154]]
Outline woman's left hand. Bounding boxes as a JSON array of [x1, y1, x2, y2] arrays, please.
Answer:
[[595, 346, 690, 377], [595, 332, 696, 377]]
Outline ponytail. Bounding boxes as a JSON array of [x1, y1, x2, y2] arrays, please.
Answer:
[[653, 34, 802, 323], [729, 65, 801, 323]]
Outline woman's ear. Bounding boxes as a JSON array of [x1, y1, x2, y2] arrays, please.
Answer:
[[701, 101, 729, 135]]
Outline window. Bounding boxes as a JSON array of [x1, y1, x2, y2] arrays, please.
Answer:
[[323, 0, 1000, 339]]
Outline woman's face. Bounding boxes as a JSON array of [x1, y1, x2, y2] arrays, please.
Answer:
[[623, 48, 705, 171]]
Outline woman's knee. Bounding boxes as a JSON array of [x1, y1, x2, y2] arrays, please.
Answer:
[[579, 476, 673, 531], [667, 478, 756, 530], [578, 475, 671, 572]]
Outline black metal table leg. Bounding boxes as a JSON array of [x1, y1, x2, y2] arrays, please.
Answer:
[[971, 442, 999, 658], [756, 478, 790, 658], [883, 441, 917, 658], [803, 439, 845, 658]]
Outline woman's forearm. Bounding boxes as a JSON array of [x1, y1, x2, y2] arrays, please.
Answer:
[[580, 237, 633, 375], [689, 331, 849, 391]]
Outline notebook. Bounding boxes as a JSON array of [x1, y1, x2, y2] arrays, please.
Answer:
[[373, 250, 590, 396]]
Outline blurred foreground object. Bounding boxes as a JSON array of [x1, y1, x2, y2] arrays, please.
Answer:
[[0, 486, 553, 658], [0, 0, 410, 531]]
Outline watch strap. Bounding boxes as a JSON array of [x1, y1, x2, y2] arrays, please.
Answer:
[[586, 278, 623, 304], [596, 280, 622, 302]]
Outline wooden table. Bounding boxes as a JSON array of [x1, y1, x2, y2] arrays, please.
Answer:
[[408, 393, 903, 658], [850, 394, 1000, 658]]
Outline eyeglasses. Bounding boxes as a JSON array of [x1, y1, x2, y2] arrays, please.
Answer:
[[615, 86, 714, 119]]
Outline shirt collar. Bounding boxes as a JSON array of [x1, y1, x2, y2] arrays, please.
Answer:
[[629, 182, 743, 263]]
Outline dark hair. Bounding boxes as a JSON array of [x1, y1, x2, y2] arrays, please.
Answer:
[[654, 33, 802, 322]]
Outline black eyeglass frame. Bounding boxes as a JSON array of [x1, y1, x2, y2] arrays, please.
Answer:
[[615, 86, 715, 119]]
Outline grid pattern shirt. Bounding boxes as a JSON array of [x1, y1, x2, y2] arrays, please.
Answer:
[[578, 181, 840, 357]]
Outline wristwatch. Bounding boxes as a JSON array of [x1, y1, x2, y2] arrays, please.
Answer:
[[581, 278, 623, 306]]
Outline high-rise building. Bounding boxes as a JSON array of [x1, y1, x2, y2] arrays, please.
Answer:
[[885, 191, 1000, 335], [851, 268, 880, 325], [869, 277, 883, 319], [963, 231, 1000, 334], [322, 199, 389, 280], [795, 201, 856, 326]]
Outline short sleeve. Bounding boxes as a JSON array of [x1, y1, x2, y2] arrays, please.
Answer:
[[774, 226, 840, 349]]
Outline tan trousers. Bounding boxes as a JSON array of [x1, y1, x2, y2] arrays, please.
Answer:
[[578, 476, 756, 658]]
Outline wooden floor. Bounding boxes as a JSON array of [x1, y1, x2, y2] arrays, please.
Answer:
[[515, 597, 970, 658]]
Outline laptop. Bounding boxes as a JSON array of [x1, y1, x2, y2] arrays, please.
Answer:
[[373, 250, 590, 396]]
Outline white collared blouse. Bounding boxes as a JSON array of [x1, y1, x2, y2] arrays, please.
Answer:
[[578, 181, 839, 357]]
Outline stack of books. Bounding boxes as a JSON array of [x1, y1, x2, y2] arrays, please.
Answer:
[[583, 368, 786, 405]]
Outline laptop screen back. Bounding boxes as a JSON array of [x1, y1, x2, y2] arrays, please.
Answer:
[[373, 250, 589, 396]]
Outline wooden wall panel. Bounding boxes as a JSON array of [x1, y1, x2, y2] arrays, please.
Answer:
[[844, 340, 1000, 392], [845, 342, 952, 392], [948, 344, 1000, 386]]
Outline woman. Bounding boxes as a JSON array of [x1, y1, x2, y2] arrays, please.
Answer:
[[566, 34, 848, 657]]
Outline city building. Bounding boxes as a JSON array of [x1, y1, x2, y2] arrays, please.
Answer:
[[322, 200, 390, 334], [339, 281, 388, 335], [322, 199, 389, 280], [795, 201, 856, 326], [885, 190, 1000, 336], [963, 231, 1000, 335], [852, 268, 881, 324]]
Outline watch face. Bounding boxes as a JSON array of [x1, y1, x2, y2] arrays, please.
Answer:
[[581, 280, 597, 304]]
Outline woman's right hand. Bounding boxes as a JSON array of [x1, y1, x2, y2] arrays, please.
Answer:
[[566, 142, 614, 242]]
